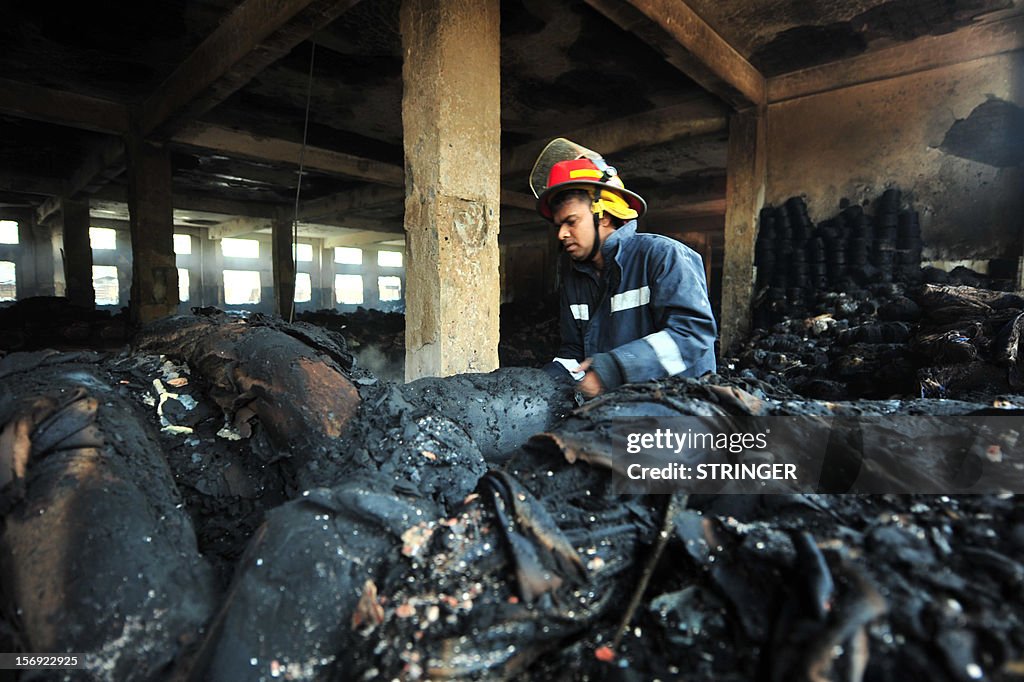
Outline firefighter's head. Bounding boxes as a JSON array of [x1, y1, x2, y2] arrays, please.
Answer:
[[530, 140, 646, 262]]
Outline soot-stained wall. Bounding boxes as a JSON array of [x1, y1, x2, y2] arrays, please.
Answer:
[[766, 52, 1024, 261]]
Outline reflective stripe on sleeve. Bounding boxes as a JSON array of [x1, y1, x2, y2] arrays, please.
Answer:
[[609, 286, 650, 313], [570, 304, 589, 321], [643, 330, 687, 376]]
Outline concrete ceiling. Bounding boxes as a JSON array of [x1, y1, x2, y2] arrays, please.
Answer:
[[686, 0, 1019, 75], [0, 0, 1018, 245]]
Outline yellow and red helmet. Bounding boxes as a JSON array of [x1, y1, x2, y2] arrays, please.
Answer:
[[530, 139, 647, 222]]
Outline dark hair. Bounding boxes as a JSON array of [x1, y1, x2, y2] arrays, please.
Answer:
[[549, 188, 624, 227], [549, 188, 592, 214]]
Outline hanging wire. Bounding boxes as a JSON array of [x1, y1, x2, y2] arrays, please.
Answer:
[[290, 39, 317, 323]]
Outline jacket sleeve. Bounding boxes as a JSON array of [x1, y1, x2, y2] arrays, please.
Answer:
[[600, 241, 717, 388]]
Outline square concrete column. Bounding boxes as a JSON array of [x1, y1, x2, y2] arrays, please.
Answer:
[[363, 248, 382, 309], [271, 213, 296, 319], [720, 110, 766, 354], [61, 198, 95, 310], [400, 0, 501, 381], [126, 138, 178, 324]]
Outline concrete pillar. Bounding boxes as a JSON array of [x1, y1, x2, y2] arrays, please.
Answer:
[[364, 248, 381, 309], [315, 241, 331, 309], [18, 212, 55, 298], [400, 0, 501, 380], [61, 198, 94, 309], [271, 214, 296, 319], [126, 138, 177, 324], [115, 227, 133, 310], [720, 110, 766, 354], [50, 227, 66, 297]]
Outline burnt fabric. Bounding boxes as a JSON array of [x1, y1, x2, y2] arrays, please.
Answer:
[[197, 432, 658, 680], [732, 278, 1024, 401], [400, 368, 574, 464], [0, 352, 216, 681], [135, 311, 362, 485], [196, 481, 444, 681]]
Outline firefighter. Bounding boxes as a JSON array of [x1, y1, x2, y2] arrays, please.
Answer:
[[531, 138, 717, 397]]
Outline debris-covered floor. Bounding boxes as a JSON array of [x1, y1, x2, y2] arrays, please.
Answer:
[[1, 289, 1023, 680]]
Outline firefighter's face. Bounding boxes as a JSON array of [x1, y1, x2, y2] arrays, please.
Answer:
[[553, 195, 605, 261]]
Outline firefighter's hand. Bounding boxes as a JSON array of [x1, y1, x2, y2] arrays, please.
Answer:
[[576, 358, 604, 398]]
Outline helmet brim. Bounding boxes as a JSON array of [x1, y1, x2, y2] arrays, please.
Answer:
[[536, 181, 647, 221]]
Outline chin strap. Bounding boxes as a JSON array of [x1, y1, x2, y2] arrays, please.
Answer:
[[584, 211, 602, 263], [582, 190, 604, 263]]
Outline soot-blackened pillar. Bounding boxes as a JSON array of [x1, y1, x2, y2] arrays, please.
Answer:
[[400, 0, 501, 381], [61, 198, 94, 309], [126, 138, 178, 324], [272, 212, 296, 319], [721, 110, 766, 353]]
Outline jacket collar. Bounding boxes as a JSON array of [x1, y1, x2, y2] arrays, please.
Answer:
[[602, 219, 637, 263]]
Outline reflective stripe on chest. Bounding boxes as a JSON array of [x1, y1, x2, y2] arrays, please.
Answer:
[[609, 286, 650, 313]]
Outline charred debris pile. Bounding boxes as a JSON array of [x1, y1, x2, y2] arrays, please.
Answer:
[[298, 308, 406, 382], [296, 298, 560, 378], [0, 296, 132, 351], [730, 191, 1024, 401], [2, 311, 1024, 681]]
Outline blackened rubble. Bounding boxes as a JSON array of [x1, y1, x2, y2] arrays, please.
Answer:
[[0, 350, 217, 678], [295, 298, 561, 381], [0, 296, 132, 352], [730, 191, 1024, 401], [297, 308, 406, 382], [1, 313, 1023, 681]]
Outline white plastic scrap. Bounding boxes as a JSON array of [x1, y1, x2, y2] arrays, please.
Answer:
[[151, 378, 194, 435]]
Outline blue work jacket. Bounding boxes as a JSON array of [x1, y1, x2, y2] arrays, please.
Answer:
[[553, 220, 717, 389]]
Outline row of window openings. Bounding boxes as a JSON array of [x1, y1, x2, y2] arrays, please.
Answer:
[[0, 261, 400, 307], [1, 224, 403, 304], [87, 229, 404, 268], [2, 224, 403, 268], [223, 272, 402, 305], [219, 239, 403, 267]]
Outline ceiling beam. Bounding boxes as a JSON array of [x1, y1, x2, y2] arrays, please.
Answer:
[[646, 198, 727, 221], [298, 185, 405, 221], [74, 138, 128, 195], [0, 172, 66, 198], [768, 13, 1024, 103], [35, 137, 128, 225], [208, 217, 273, 240], [317, 216, 403, 232], [499, 190, 537, 212], [174, 193, 280, 220], [292, 174, 537, 220], [583, 0, 765, 110], [87, 217, 132, 230], [34, 196, 63, 226], [502, 96, 729, 177], [0, 79, 130, 135], [172, 122, 405, 185], [324, 230, 407, 248], [498, 228, 551, 246], [501, 196, 726, 229], [140, 0, 364, 138], [91, 185, 283, 220], [90, 186, 398, 233], [646, 216, 725, 235]]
